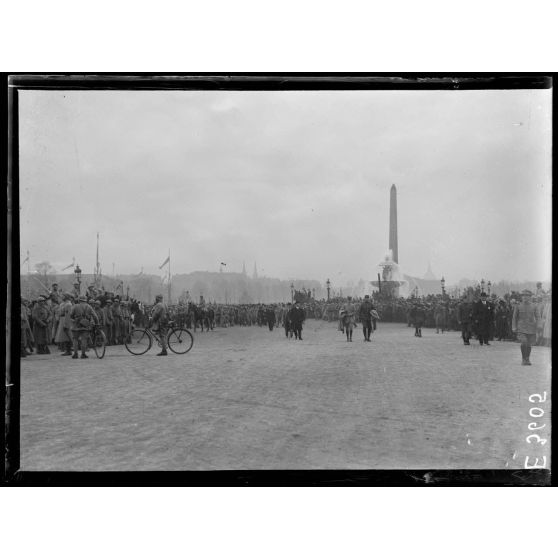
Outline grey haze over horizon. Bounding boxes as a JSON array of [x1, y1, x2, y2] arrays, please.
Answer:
[[19, 88, 552, 286]]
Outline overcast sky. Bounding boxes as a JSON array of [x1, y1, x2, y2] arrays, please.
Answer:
[[18, 87, 552, 286]]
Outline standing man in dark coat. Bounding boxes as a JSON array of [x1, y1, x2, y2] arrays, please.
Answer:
[[457, 295, 473, 345], [290, 301, 306, 340], [358, 295, 374, 342], [284, 302, 293, 338], [472, 292, 494, 346], [265, 305, 276, 331]]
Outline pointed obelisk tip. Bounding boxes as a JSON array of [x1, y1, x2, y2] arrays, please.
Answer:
[[391, 184, 396, 191]]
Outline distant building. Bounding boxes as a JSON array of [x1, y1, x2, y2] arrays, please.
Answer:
[[403, 275, 443, 297]]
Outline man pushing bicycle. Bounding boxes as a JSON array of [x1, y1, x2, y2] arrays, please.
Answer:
[[151, 294, 169, 356]]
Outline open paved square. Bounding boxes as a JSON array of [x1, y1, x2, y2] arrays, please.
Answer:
[[20, 321, 551, 470]]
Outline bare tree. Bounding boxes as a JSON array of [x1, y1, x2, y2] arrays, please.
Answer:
[[34, 261, 57, 286]]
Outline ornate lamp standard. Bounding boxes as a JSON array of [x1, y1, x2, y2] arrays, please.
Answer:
[[441, 276, 446, 297], [487, 281, 491, 296], [74, 264, 82, 294], [290, 282, 294, 303], [326, 278, 331, 301], [481, 278, 486, 293]]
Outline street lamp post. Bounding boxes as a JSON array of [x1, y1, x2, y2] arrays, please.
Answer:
[[74, 264, 82, 294], [290, 282, 294, 303], [441, 276, 446, 297], [481, 278, 486, 293], [326, 279, 331, 301], [487, 281, 491, 296]]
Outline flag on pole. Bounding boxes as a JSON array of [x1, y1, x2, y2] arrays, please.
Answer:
[[159, 255, 170, 269]]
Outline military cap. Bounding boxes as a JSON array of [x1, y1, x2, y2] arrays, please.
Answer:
[[521, 289, 533, 296], [78, 295, 87, 302], [38, 296, 46, 301], [63, 293, 73, 300], [364, 295, 370, 299], [93, 299, 102, 305]]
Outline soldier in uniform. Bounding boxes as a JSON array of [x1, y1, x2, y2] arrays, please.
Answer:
[[414, 303, 426, 337], [512, 290, 539, 365], [121, 300, 133, 342], [70, 295, 98, 359], [92, 300, 106, 338], [472, 292, 494, 346], [20, 297, 32, 357], [358, 295, 374, 342], [49, 283, 61, 304], [112, 298, 123, 344], [32, 296, 51, 354], [103, 299, 114, 345], [71, 282, 81, 300], [55, 293, 74, 355], [340, 297, 357, 342], [434, 301, 448, 334], [151, 294, 169, 356]]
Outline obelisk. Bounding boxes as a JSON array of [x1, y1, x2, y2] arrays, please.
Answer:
[[389, 184, 398, 263]]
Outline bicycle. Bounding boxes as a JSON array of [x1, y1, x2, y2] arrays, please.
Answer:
[[124, 320, 194, 356], [88, 323, 107, 359]]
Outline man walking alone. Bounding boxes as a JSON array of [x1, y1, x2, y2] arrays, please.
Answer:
[[358, 295, 374, 342]]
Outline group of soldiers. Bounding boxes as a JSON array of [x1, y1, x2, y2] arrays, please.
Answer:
[[20, 282, 141, 359]]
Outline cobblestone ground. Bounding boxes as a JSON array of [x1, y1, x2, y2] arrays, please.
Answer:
[[20, 321, 551, 471]]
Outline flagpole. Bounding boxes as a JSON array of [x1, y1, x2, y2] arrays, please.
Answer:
[[167, 249, 171, 304], [27, 250, 30, 299]]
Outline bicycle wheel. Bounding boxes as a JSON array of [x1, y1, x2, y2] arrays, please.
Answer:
[[93, 329, 107, 359], [125, 328, 152, 355], [167, 328, 194, 354]]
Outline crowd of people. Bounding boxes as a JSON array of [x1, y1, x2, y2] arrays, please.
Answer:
[[19, 280, 551, 361], [20, 282, 142, 358]]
